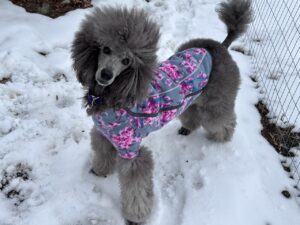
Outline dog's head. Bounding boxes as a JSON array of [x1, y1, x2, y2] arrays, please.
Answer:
[[71, 7, 160, 107]]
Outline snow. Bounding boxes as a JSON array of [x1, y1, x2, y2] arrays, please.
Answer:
[[0, 0, 299, 225]]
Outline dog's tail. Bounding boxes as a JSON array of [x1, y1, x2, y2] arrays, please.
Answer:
[[216, 0, 253, 48]]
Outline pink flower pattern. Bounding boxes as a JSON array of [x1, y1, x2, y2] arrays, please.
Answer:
[[160, 63, 182, 81], [143, 97, 159, 114], [194, 48, 207, 55], [119, 151, 139, 159], [180, 81, 193, 96], [111, 127, 141, 149], [181, 61, 197, 73], [184, 51, 192, 61], [161, 109, 177, 125]]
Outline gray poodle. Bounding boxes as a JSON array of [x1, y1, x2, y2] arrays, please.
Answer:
[[71, 0, 253, 224]]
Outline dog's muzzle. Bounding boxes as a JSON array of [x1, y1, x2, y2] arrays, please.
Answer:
[[96, 68, 114, 86]]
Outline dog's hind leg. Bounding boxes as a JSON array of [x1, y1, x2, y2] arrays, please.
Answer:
[[202, 111, 236, 142], [90, 127, 117, 176], [178, 104, 201, 135], [117, 147, 154, 224]]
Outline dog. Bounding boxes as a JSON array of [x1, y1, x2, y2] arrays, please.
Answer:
[[71, 0, 253, 224]]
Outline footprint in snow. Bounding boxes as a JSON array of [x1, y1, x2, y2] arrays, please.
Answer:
[[159, 171, 187, 225], [0, 117, 17, 136], [192, 173, 204, 190], [0, 163, 43, 207], [73, 215, 116, 225], [55, 95, 75, 109], [154, 1, 168, 9], [53, 73, 68, 82], [161, 171, 186, 202]]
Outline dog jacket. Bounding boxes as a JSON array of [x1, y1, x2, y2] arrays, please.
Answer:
[[92, 48, 212, 159]]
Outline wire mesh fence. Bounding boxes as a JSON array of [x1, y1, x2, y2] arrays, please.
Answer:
[[245, 0, 300, 203]]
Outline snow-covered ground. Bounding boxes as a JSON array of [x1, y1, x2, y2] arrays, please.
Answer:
[[0, 0, 299, 225]]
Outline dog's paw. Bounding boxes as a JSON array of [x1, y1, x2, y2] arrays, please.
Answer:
[[178, 127, 191, 136], [89, 169, 107, 178], [126, 220, 141, 225]]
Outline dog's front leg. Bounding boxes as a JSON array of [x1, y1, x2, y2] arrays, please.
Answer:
[[117, 147, 154, 225], [178, 104, 201, 135], [90, 127, 117, 176]]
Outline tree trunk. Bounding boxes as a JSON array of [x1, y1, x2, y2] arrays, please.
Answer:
[[10, 0, 92, 18]]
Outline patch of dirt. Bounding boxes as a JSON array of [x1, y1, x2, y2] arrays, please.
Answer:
[[37, 51, 49, 56], [281, 190, 291, 199], [255, 101, 300, 157], [10, 0, 92, 18], [53, 73, 68, 82], [0, 163, 32, 205], [230, 45, 251, 56], [255, 101, 300, 201], [0, 76, 12, 84], [250, 76, 257, 83], [252, 38, 262, 43]]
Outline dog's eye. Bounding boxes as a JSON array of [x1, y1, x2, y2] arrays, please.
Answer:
[[121, 58, 130, 65], [103, 47, 111, 54]]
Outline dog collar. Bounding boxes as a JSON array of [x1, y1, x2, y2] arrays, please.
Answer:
[[87, 91, 105, 106]]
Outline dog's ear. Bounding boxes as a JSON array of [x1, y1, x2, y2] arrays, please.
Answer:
[[111, 62, 154, 106], [71, 29, 100, 86]]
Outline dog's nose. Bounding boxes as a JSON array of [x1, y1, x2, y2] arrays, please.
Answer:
[[101, 68, 113, 81]]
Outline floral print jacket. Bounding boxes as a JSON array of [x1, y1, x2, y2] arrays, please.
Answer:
[[92, 48, 212, 159]]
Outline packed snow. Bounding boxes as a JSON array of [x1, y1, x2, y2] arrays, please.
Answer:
[[0, 0, 299, 225]]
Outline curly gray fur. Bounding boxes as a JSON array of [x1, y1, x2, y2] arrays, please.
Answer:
[[117, 147, 154, 223], [216, 0, 253, 48], [90, 127, 117, 176], [71, 7, 160, 112]]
